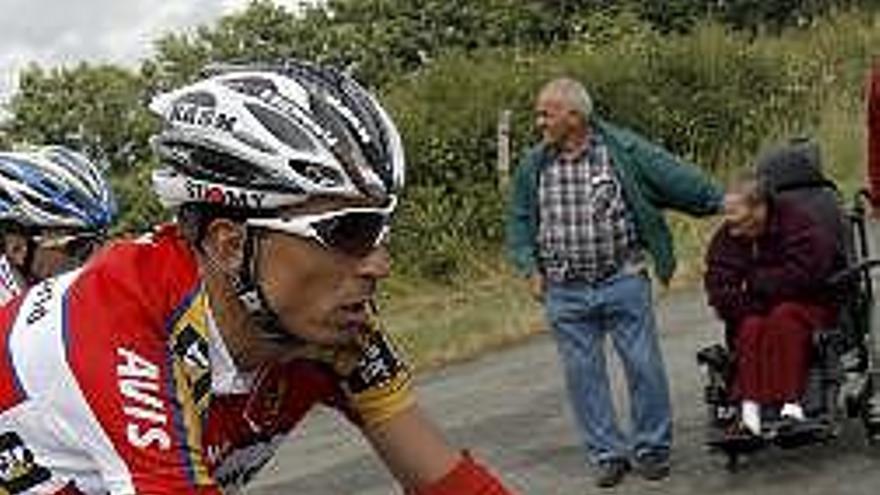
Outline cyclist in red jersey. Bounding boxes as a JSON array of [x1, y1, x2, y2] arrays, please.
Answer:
[[0, 61, 513, 495]]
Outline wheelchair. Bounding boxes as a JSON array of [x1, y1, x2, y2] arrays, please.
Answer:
[[696, 139, 880, 470]]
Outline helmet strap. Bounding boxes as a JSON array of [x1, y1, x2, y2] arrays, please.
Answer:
[[232, 227, 306, 348]]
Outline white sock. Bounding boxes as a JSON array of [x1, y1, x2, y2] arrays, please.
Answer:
[[742, 400, 761, 435], [780, 402, 805, 421]]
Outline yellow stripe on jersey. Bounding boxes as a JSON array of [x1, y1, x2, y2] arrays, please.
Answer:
[[349, 367, 415, 428], [168, 287, 214, 486], [337, 323, 416, 429]]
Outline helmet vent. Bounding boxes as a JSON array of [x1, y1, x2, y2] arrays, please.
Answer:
[[287, 160, 343, 188], [245, 102, 316, 153]]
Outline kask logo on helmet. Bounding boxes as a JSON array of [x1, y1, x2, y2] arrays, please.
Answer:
[[185, 180, 267, 210], [169, 102, 237, 133]]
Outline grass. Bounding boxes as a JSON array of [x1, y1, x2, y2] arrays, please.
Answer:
[[379, 263, 545, 371], [668, 51, 871, 288], [815, 93, 867, 199]]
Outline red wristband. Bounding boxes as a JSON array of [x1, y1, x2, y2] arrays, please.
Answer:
[[409, 452, 514, 495]]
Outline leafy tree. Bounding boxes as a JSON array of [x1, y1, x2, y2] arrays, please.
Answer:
[[145, 0, 328, 90], [626, 0, 878, 34], [147, 0, 617, 88], [108, 160, 168, 235], [3, 0, 877, 269], [6, 63, 155, 170], [633, 0, 711, 33]]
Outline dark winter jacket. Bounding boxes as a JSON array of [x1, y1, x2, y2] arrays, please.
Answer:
[[704, 198, 839, 325]]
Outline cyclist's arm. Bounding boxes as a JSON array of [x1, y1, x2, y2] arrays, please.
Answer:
[[363, 405, 513, 495], [364, 404, 459, 486], [336, 327, 514, 494]]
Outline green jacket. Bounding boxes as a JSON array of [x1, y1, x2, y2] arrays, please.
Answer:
[[506, 118, 723, 285]]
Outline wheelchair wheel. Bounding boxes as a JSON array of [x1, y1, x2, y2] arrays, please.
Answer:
[[860, 375, 880, 442]]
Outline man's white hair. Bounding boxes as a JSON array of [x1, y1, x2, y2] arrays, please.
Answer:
[[540, 78, 593, 121]]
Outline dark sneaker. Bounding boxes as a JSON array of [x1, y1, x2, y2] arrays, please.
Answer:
[[635, 452, 670, 481], [595, 458, 630, 488]]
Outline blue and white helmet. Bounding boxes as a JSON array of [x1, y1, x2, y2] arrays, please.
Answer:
[[148, 60, 405, 215], [0, 146, 116, 232]]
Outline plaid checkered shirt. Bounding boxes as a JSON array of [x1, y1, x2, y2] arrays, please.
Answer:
[[537, 134, 641, 283]]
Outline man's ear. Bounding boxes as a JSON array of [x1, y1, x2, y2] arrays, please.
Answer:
[[201, 218, 246, 273]]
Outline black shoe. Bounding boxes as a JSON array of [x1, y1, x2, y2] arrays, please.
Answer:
[[635, 452, 670, 481], [595, 458, 630, 488]]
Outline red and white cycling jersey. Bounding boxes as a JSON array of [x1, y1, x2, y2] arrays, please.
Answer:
[[204, 330, 414, 492], [0, 225, 414, 494]]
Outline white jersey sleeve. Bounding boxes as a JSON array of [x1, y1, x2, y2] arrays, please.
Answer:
[[0, 255, 24, 307]]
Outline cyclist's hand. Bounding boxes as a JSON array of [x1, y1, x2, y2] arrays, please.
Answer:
[[528, 273, 544, 301]]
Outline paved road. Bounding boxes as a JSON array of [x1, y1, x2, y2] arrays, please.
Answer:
[[246, 290, 880, 494]]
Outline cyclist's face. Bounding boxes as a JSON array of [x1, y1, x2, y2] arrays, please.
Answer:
[[2, 232, 28, 268], [257, 200, 392, 347], [29, 231, 95, 280], [30, 244, 74, 280]]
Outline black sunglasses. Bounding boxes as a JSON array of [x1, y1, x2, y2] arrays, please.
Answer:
[[247, 197, 395, 256]]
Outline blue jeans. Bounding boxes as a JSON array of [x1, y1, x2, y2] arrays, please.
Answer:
[[544, 272, 672, 465]]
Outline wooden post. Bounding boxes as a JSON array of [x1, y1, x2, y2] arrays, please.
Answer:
[[497, 109, 512, 192]]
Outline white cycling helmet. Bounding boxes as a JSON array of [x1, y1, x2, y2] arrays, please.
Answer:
[[0, 145, 116, 232], [148, 60, 405, 215], [149, 61, 407, 347]]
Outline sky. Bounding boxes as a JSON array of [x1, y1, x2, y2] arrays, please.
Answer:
[[0, 0, 311, 115]]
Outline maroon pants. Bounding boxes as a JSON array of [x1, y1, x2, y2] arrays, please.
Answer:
[[732, 302, 835, 404]]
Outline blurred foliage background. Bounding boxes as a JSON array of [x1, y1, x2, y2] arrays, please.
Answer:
[[1, 2, 879, 360]]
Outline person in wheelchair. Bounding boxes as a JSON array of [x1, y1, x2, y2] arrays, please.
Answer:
[[704, 169, 840, 437]]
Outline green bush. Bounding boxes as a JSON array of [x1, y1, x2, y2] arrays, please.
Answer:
[[390, 184, 505, 281], [7, 4, 877, 285], [382, 12, 880, 279], [109, 160, 169, 235]]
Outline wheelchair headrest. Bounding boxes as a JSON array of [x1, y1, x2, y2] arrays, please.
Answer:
[[756, 137, 834, 193]]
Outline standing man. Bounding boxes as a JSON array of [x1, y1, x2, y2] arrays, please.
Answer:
[[506, 78, 724, 488]]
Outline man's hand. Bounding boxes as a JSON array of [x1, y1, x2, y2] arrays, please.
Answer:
[[528, 273, 545, 301]]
